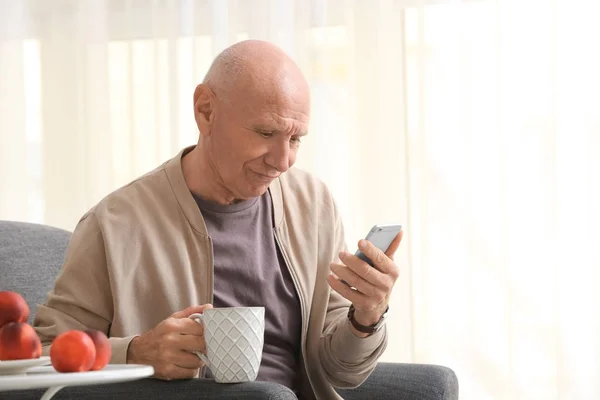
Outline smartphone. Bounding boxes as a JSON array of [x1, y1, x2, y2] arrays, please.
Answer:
[[354, 224, 403, 267], [339, 224, 402, 288]]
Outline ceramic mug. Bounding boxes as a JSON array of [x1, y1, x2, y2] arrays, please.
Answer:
[[189, 307, 265, 383]]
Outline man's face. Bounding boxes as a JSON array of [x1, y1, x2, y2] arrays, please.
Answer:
[[207, 86, 310, 200]]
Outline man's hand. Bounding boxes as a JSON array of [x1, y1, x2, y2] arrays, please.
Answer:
[[327, 231, 403, 337], [127, 304, 213, 380]]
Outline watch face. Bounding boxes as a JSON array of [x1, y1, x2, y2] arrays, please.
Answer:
[[374, 308, 389, 329]]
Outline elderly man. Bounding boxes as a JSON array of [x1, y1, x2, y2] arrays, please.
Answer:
[[33, 40, 402, 399]]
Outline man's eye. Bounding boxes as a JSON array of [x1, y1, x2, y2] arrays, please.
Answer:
[[258, 131, 273, 138], [291, 137, 302, 144]]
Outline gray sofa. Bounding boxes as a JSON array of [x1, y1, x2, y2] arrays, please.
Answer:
[[0, 220, 458, 399]]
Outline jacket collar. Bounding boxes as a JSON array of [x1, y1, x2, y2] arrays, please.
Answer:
[[164, 146, 285, 235]]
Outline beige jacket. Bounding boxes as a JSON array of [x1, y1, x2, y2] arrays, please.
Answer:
[[33, 148, 387, 399]]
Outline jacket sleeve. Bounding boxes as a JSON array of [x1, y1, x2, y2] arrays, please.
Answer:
[[33, 212, 137, 364], [318, 200, 388, 388]]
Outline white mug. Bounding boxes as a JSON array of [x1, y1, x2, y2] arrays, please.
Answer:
[[189, 307, 265, 383]]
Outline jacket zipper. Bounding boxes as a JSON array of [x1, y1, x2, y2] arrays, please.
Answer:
[[274, 230, 315, 396], [201, 235, 215, 379]]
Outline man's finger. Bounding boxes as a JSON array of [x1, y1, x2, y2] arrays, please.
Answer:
[[335, 255, 389, 289], [357, 239, 392, 273], [170, 318, 205, 336], [174, 350, 206, 369], [170, 304, 213, 319], [154, 364, 199, 381], [385, 231, 403, 260], [327, 273, 373, 309], [177, 332, 206, 353], [330, 262, 379, 297]]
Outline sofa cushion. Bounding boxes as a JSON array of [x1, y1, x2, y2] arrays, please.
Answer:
[[0, 220, 70, 323]]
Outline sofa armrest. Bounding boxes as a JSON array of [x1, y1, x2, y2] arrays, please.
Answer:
[[336, 362, 459, 400], [1, 378, 298, 400], [3, 363, 458, 400]]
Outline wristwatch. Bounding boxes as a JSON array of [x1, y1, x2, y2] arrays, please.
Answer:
[[347, 305, 389, 334]]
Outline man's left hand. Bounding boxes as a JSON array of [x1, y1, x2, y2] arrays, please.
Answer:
[[327, 230, 403, 337]]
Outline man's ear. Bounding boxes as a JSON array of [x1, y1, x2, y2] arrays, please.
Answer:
[[193, 84, 216, 136]]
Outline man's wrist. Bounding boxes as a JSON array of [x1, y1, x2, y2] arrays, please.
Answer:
[[126, 336, 140, 364], [353, 308, 385, 326], [347, 304, 389, 337]]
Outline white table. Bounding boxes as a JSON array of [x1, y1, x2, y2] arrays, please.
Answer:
[[0, 363, 154, 400]]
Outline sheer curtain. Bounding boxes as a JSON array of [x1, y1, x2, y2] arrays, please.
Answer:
[[1, 1, 599, 399]]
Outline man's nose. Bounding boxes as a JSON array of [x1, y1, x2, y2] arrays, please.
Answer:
[[265, 142, 291, 173]]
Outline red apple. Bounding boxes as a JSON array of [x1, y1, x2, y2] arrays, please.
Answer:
[[50, 330, 96, 373], [0, 291, 30, 327], [85, 330, 111, 371], [0, 322, 42, 360]]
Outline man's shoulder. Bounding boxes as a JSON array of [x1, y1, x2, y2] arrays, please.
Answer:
[[83, 160, 172, 222]]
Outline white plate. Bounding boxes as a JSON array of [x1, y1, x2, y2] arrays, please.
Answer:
[[0, 357, 51, 376], [0, 364, 154, 391]]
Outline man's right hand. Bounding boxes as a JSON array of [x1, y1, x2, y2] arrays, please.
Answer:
[[126, 304, 213, 380]]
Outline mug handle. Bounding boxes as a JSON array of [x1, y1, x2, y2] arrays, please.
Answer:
[[189, 313, 210, 367]]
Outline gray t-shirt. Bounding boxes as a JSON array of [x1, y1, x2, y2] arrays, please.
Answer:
[[193, 190, 302, 392]]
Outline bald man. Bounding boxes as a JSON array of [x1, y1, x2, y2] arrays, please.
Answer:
[[33, 40, 402, 400]]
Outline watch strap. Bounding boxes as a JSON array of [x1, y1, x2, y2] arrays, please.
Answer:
[[347, 304, 389, 334]]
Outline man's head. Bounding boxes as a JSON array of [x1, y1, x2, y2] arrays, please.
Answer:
[[189, 40, 310, 203]]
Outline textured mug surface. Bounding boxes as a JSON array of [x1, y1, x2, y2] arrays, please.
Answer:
[[191, 307, 265, 383]]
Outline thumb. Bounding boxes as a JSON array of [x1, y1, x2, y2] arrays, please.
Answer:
[[170, 304, 213, 319], [384, 230, 403, 260]]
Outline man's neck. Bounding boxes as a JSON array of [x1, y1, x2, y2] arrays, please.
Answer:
[[182, 147, 238, 205]]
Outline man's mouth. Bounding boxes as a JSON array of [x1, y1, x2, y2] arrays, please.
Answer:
[[254, 171, 279, 179]]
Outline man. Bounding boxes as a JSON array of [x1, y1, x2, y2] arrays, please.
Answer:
[[33, 40, 402, 399]]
